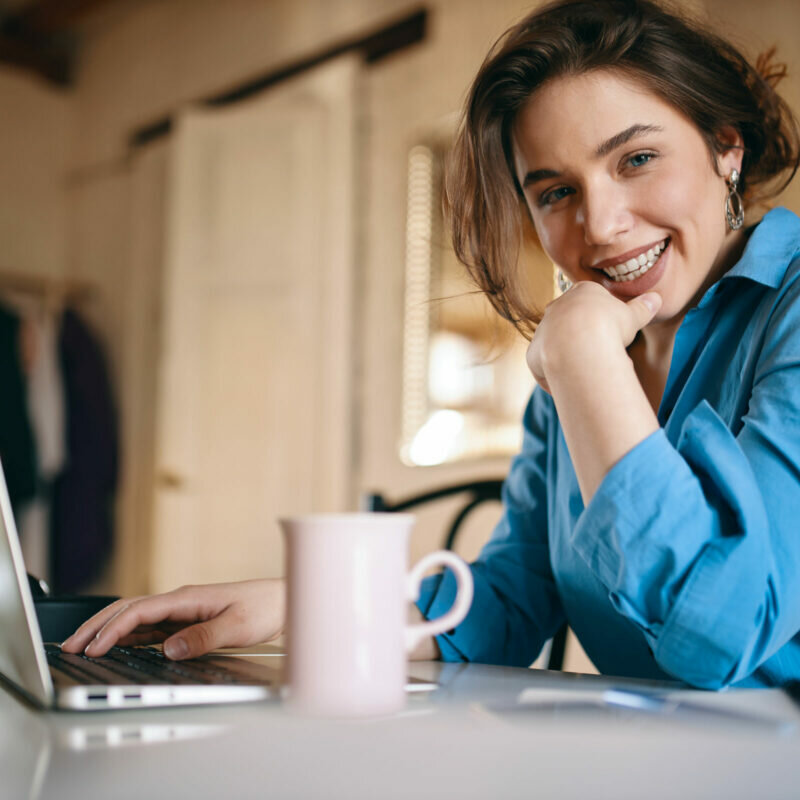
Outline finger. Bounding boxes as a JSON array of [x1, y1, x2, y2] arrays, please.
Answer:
[[83, 590, 217, 657], [116, 621, 186, 637], [625, 292, 662, 335], [115, 630, 172, 648], [93, 623, 184, 650], [61, 597, 144, 653], [163, 605, 250, 660]]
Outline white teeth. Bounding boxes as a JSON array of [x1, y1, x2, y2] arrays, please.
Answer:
[[601, 239, 668, 282]]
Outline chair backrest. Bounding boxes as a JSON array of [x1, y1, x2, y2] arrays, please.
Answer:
[[363, 479, 504, 551], [362, 480, 568, 671]]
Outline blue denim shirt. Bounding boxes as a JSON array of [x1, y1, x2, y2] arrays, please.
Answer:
[[417, 207, 800, 689]]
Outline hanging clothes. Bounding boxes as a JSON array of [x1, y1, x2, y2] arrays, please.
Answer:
[[18, 309, 67, 582], [51, 308, 118, 594], [0, 303, 37, 512], [27, 310, 67, 479]]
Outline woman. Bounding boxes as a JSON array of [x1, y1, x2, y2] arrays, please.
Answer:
[[64, 0, 800, 689]]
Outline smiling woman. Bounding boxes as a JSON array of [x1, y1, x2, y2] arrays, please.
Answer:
[[414, 0, 800, 689]]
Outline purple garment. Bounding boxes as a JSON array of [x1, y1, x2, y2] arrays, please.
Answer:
[[51, 309, 118, 593]]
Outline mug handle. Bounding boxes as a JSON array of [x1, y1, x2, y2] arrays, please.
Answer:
[[404, 551, 474, 653]]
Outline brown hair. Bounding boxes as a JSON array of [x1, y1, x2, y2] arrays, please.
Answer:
[[445, 0, 800, 335]]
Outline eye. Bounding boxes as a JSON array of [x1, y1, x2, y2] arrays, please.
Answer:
[[625, 151, 657, 169], [538, 185, 574, 207]]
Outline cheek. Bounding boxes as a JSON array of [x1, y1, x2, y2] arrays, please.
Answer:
[[642, 169, 695, 223], [531, 214, 572, 268], [652, 161, 722, 232]]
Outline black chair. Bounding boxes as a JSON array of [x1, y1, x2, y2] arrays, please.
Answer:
[[363, 480, 568, 671], [28, 572, 119, 642]]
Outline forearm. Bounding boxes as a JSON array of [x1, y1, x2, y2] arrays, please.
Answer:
[[570, 414, 784, 688], [546, 342, 658, 504]]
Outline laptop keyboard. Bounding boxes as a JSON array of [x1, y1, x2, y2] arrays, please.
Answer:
[[44, 643, 264, 686]]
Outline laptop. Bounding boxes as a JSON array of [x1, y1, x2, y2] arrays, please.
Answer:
[[0, 461, 434, 710]]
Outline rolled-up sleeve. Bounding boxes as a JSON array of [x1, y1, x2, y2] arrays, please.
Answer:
[[416, 389, 565, 666], [571, 270, 800, 688]]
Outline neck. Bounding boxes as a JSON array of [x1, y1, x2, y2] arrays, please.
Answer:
[[638, 317, 681, 362], [631, 225, 751, 411], [689, 225, 750, 315]]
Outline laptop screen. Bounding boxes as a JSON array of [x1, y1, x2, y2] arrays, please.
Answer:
[[0, 459, 54, 706]]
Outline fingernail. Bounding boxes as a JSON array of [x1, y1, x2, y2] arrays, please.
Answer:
[[164, 638, 188, 660]]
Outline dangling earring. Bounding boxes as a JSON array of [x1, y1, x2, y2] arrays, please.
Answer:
[[557, 269, 573, 293], [725, 168, 744, 231]]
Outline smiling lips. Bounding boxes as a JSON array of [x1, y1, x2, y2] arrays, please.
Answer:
[[593, 238, 670, 282]]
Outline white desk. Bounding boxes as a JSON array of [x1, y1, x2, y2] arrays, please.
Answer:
[[2, 661, 798, 800]]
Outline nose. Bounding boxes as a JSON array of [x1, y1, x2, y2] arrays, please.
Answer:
[[577, 180, 632, 246]]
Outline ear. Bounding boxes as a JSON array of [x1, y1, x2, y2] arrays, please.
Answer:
[[715, 125, 744, 177]]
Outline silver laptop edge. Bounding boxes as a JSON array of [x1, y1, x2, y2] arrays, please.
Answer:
[[0, 459, 56, 707]]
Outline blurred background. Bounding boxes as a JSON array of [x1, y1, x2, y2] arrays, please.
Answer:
[[0, 0, 797, 671]]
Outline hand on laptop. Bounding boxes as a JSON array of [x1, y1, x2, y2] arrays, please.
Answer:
[[60, 579, 286, 660]]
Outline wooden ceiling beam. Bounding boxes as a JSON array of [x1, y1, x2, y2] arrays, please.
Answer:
[[0, 0, 115, 85], [10, 0, 113, 35], [0, 29, 70, 85]]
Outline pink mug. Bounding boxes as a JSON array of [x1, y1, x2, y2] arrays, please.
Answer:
[[279, 513, 473, 716]]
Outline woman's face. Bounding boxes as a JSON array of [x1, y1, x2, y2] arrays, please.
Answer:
[[512, 70, 744, 323]]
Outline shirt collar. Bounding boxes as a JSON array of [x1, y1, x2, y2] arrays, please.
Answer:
[[720, 206, 800, 289]]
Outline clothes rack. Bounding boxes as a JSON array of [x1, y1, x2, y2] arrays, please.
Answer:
[[0, 270, 95, 309]]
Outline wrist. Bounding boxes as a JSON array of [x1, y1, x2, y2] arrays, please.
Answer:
[[539, 326, 627, 387]]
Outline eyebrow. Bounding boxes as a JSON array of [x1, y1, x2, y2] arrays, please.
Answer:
[[595, 123, 663, 158], [520, 123, 664, 188]]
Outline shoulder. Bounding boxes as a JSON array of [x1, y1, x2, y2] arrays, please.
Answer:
[[773, 246, 800, 309], [757, 206, 800, 243], [754, 207, 800, 285], [730, 207, 800, 307], [754, 243, 800, 370]]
